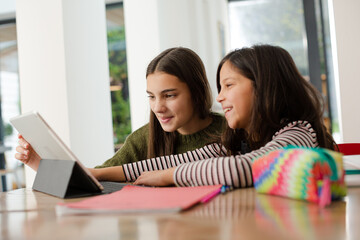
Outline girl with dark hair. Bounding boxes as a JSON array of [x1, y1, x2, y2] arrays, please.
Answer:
[[88, 44, 335, 187], [216, 44, 335, 154], [145, 47, 217, 158], [15, 47, 225, 171], [97, 47, 224, 167]]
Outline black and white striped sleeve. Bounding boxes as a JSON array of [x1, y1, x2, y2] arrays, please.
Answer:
[[173, 121, 319, 187], [122, 120, 319, 187], [122, 143, 225, 182]]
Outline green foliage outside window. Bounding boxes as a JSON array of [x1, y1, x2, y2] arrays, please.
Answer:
[[111, 90, 131, 143], [107, 25, 131, 144], [4, 123, 13, 137]]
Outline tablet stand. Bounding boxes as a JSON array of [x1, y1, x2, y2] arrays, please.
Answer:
[[33, 159, 102, 198]]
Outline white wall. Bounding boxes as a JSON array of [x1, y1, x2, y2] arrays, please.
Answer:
[[329, 0, 360, 142], [16, 0, 114, 186], [124, 0, 229, 130], [123, 0, 161, 130], [157, 0, 229, 109]]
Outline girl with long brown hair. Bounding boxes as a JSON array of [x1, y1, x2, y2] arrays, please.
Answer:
[[15, 47, 225, 171]]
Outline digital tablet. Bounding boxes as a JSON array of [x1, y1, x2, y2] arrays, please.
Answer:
[[10, 111, 127, 198]]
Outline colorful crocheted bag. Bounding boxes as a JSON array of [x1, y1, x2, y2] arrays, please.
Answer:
[[252, 146, 347, 207]]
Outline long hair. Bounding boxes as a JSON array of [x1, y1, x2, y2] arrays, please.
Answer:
[[146, 47, 213, 158], [216, 44, 336, 154]]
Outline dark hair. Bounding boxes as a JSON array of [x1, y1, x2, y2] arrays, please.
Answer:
[[216, 44, 335, 154], [146, 47, 213, 158]]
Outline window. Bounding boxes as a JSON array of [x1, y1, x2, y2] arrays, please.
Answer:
[[106, 3, 131, 148], [229, 0, 308, 75], [0, 20, 22, 190]]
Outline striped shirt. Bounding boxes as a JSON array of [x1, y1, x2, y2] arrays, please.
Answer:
[[122, 120, 318, 188]]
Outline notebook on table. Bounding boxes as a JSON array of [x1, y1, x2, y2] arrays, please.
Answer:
[[10, 111, 128, 198], [56, 184, 223, 216]]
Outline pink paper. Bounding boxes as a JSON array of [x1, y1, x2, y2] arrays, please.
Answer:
[[61, 185, 222, 212]]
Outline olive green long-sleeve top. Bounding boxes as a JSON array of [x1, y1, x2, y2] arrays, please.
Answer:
[[96, 113, 225, 168]]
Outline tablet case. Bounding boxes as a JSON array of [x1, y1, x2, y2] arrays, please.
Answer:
[[10, 111, 104, 199], [33, 159, 102, 198]]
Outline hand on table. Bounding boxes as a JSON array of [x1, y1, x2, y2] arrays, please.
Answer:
[[133, 167, 176, 187]]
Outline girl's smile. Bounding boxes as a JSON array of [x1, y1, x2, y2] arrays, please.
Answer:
[[216, 61, 254, 131], [147, 72, 210, 135]]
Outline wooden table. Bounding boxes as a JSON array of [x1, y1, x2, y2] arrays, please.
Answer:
[[1, 187, 360, 240]]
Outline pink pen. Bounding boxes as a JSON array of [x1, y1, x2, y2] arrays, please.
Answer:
[[200, 188, 221, 203]]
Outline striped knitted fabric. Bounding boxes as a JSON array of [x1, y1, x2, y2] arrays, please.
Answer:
[[123, 121, 319, 188], [252, 146, 347, 207]]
